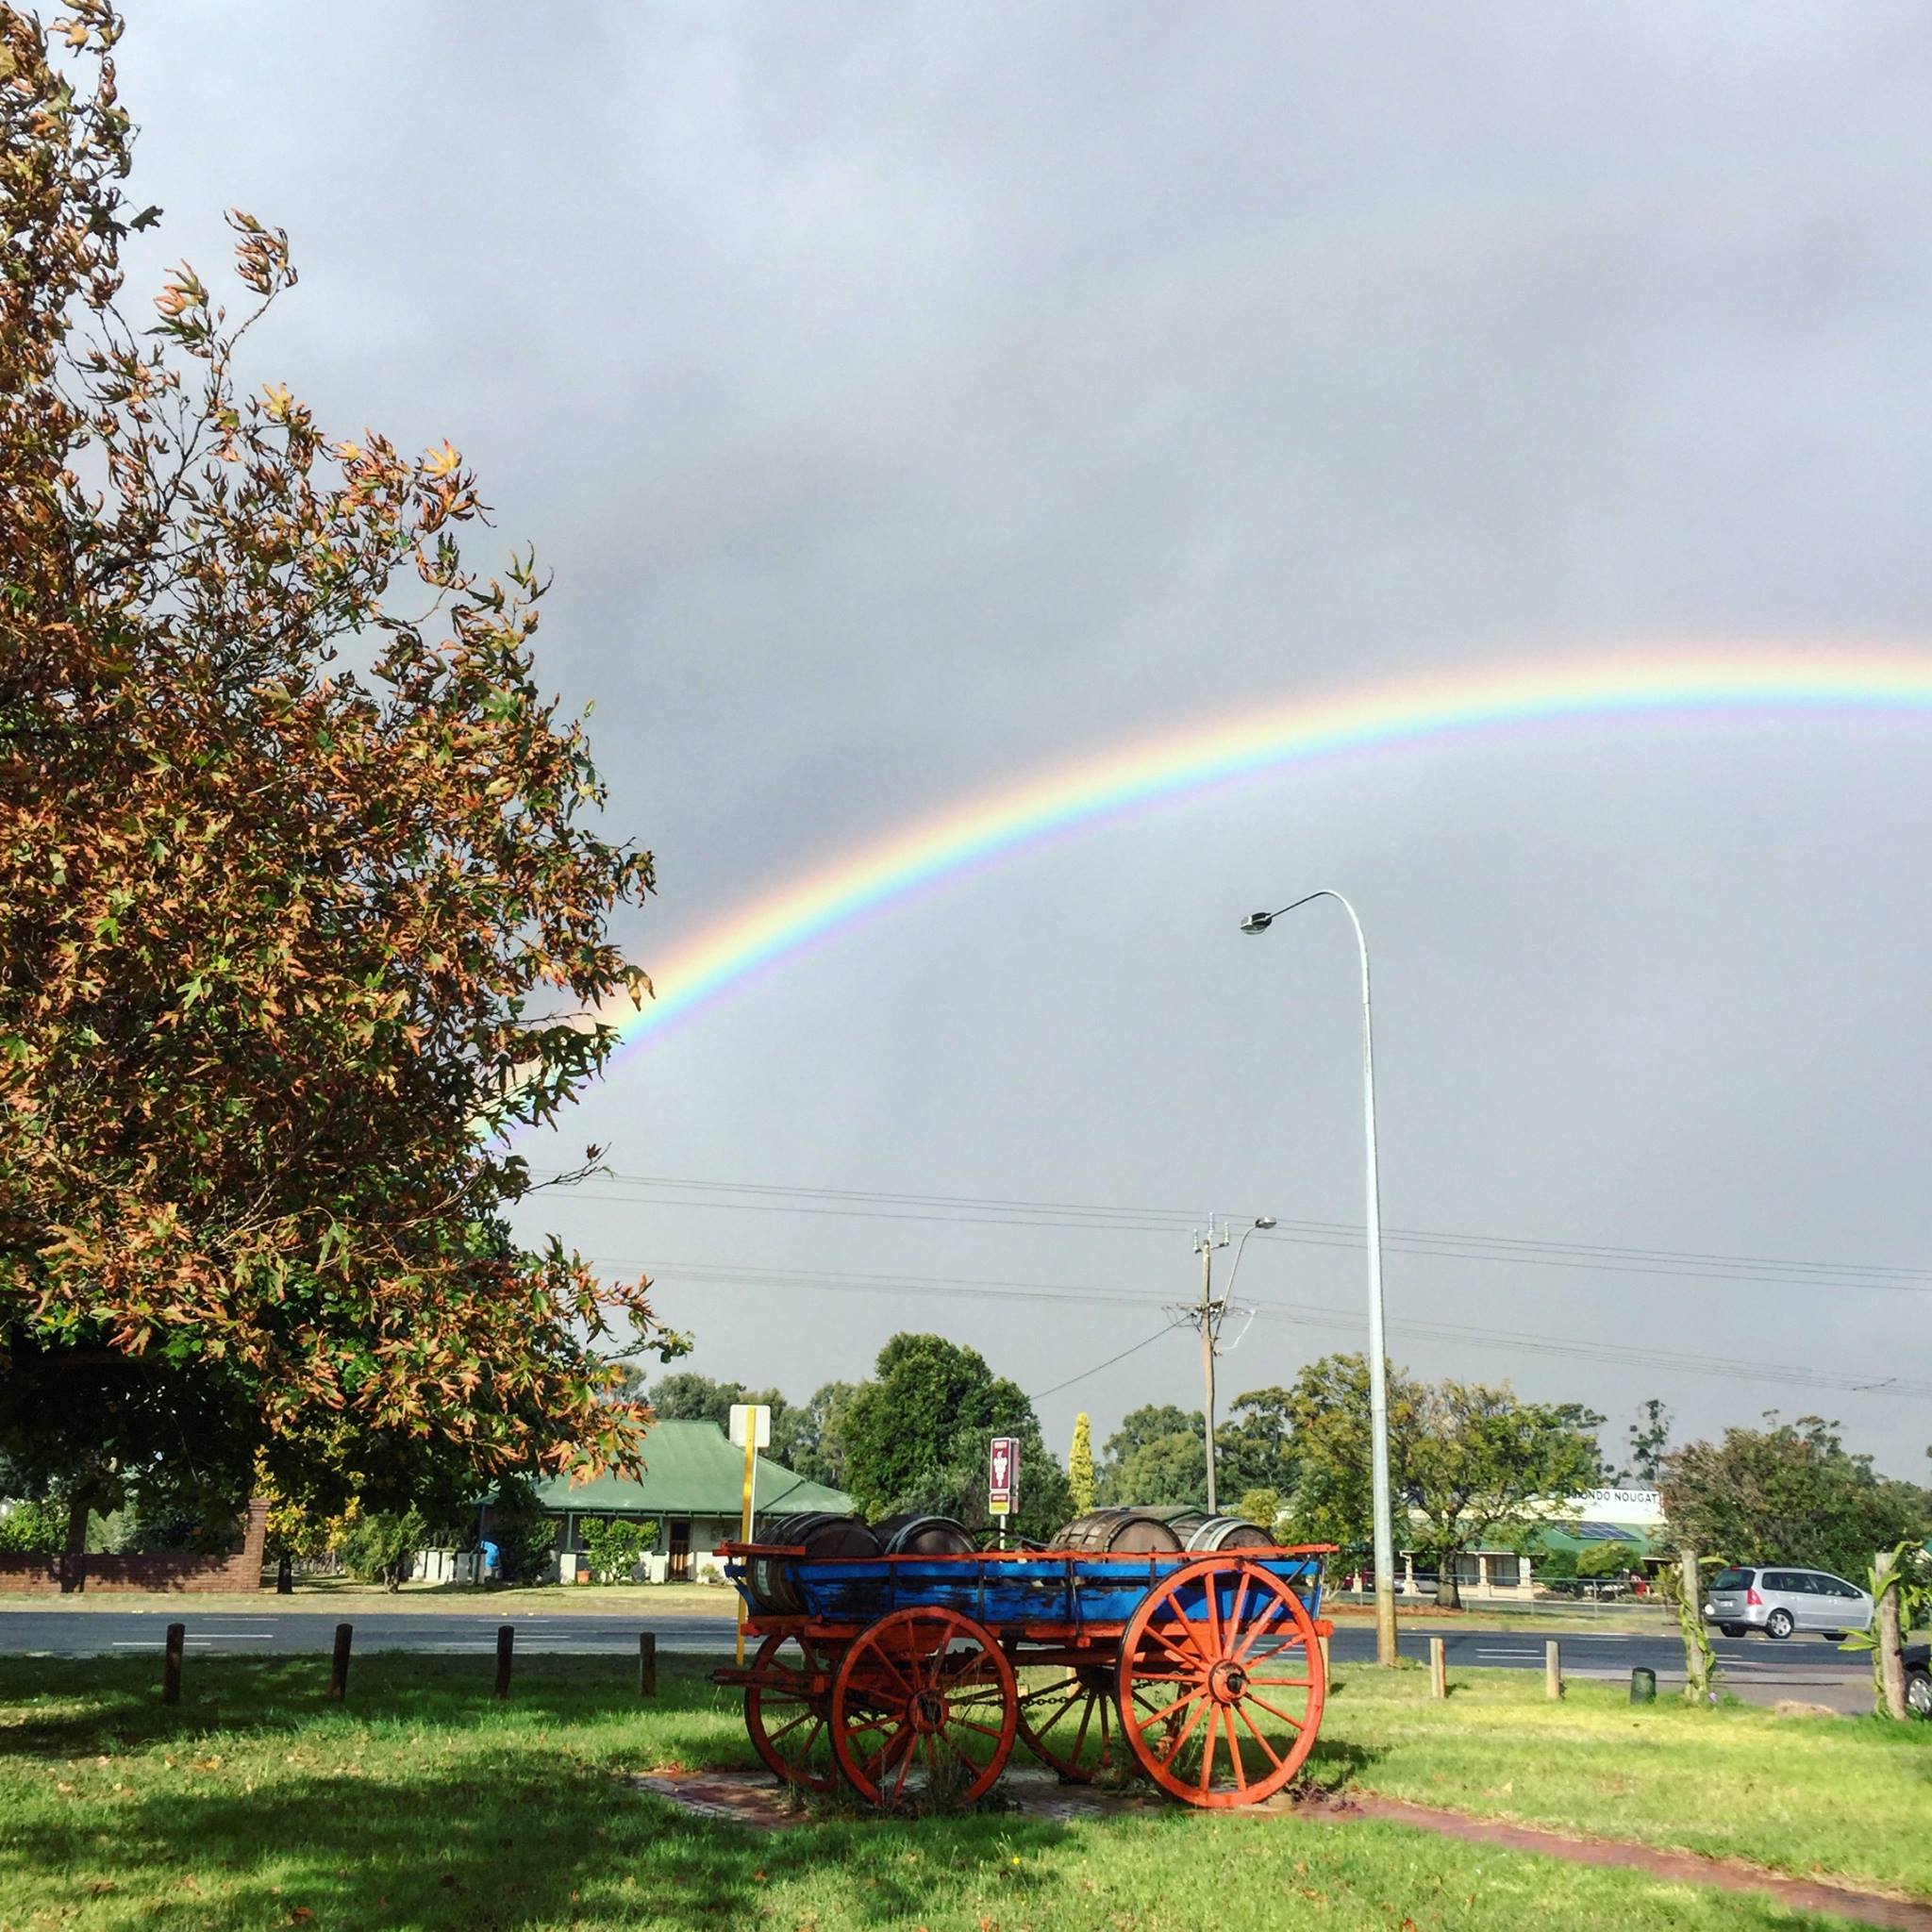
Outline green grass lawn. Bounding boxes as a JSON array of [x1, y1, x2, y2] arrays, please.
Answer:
[[0, 1650, 1924, 1932]]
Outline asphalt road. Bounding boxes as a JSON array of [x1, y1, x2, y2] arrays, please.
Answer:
[[0, 1610, 1872, 1710]]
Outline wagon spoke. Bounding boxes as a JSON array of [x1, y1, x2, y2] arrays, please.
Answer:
[[890, 1731, 916, 1805], [1241, 1690, 1305, 1731], [951, 1715, 1008, 1740], [1245, 1675, 1312, 1689], [1202, 1573, 1224, 1656], [761, 1708, 818, 1746], [1222, 1707, 1247, 1794], [1146, 1623, 1205, 1669], [1071, 1690, 1096, 1767], [1028, 1690, 1079, 1740], [1234, 1699, 1286, 1771], [1229, 1596, 1286, 1662], [1156, 1694, 1210, 1770], [1225, 1570, 1251, 1649], [1196, 1699, 1218, 1792], [1134, 1681, 1208, 1735]]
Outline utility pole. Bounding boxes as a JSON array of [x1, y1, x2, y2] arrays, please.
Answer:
[[1174, 1214, 1274, 1517], [1192, 1218, 1229, 1512]]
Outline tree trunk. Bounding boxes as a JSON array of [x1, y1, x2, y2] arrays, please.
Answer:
[[1436, 1568, 1461, 1610], [59, 1496, 89, 1596], [1875, 1549, 1907, 1721], [276, 1553, 293, 1595]]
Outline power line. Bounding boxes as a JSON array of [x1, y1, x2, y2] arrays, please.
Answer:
[[595, 1255, 1932, 1404], [538, 1169, 1932, 1296], [1028, 1324, 1184, 1402]]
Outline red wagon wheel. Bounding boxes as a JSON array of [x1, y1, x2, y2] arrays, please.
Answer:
[[1117, 1556, 1325, 1808], [830, 1607, 1017, 1809], [1015, 1664, 1118, 1781], [743, 1631, 841, 1792]]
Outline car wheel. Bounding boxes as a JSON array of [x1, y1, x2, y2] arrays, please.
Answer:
[[1907, 1670, 1932, 1721], [1719, 1623, 1748, 1638], [1765, 1608, 1794, 1640]]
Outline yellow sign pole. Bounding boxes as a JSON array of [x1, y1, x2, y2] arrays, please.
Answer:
[[735, 1428, 757, 1667]]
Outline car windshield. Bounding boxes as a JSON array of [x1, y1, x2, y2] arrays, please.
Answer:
[[1710, 1568, 1754, 1591]]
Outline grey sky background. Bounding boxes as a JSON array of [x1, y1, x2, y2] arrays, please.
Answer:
[[120, 5, 1932, 1477]]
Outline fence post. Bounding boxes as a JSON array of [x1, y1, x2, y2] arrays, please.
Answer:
[[161, 1623, 185, 1707], [1874, 1549, 1907, 1721], [1317, 1632, 1330, 1697], [1544, 1638, 1562, 1700], [493, 1623, 514, 1701], [639, 1630, 658, 1697], [1675, 1546, 1715, 1705], [1428, 1635, 1446, 1699], [329, 1623, 353, 1702]]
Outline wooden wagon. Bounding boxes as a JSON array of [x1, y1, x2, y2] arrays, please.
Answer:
[[711, 1539, 1334, 1809]]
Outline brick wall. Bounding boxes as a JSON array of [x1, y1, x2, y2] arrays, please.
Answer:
[[0, 1499, 267, 1595]]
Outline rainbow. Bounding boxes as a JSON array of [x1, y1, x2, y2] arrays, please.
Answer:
[[588, 647, 1932, 1061]]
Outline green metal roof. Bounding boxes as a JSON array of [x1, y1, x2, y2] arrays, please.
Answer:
[[1532, 1522, 1659, 1557], [528, 1420, 851, 1517]]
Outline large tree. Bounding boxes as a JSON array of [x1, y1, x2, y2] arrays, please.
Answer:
[[841, 1333, 1071, 1541], [0, 5, 667, 1544], [1284, 1353, 1599, 1605], [1094, 1404, 1202, 1507], [1404, 1382, 1603, 1607], [1660, 1416, 1929, 1585], [1218, 1386, 1300, 1502]]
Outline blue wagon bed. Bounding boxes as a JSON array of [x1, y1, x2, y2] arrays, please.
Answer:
[[712, 1541, 1335, 1810]]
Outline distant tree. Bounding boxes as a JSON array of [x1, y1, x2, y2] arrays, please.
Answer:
[[1109, 1429, 1208, 1510], [0, 7, 666, 1557], [1068, 1413, 1096, 1515], [1281, 1355, 1423, 1556], [1660, 1416, 1930, 1584], [647, 1375, 751, 1429], [841, 1334, 1071, 1541], [1095, 1405, 1201, 1505], [773, 1382, 858, 1492], [1405, 1383, 1602, 1608], [1218, 1387, 1299, 1501], [1237, 1487, 1282, 1533], [1616, 1400, 1673, 1488]]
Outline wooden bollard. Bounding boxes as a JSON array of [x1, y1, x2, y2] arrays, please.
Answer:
[[1317, 1633, 1330, 1695], [161, 1623, 185, 1707], [638, 1630, 658, 1697], [1428, 1635, 1446, 1700], [1545, 1638, 1562, 1700], [328, 1623, 353, 1702], [493, 1623, 514, 1700]]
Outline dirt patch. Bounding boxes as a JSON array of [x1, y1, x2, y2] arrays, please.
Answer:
[[1303, 1790, 1932, 1931]]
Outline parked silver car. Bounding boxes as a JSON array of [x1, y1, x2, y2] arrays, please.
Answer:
[[1703, 1565, 1874, 1640]]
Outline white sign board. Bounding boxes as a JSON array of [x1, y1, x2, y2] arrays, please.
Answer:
[[728, 1403, 772, 1450], [988, 1435, 1018, 1517]]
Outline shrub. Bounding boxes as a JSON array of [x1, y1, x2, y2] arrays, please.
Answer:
[[489, 1476, 559, 1585], [340, 1509, 429, 1590], [580, 1516, 658, 1583], [0, 1500, 64, 1554]]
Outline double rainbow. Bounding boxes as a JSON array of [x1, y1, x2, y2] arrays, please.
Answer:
[[593, 646, 1932, 1061]]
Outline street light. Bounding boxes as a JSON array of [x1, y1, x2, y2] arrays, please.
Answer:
[[1241, 891, 1398, 1669]]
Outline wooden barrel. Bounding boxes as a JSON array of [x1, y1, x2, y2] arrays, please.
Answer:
[[1049, 1508, 1185, 1553], [873, 1513, 976, 1556], [1183, 1515, 1274, 1551], [746, 1512, 881, 1613]]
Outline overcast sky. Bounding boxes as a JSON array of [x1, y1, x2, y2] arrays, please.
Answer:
[[120, 5, 1932, 1480]]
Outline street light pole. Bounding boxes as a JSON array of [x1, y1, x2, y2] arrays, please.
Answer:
[[1241, 891, 1399, 1668]]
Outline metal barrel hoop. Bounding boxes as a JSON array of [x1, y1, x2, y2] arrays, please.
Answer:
[[1116, 1553, 1326, 1808]]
